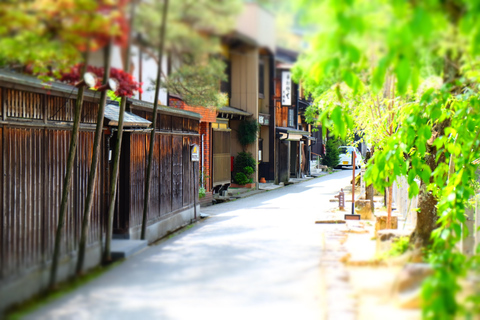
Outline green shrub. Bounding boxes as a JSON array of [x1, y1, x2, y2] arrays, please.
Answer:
[[233, 152, 256, 175], [322, 139, 340, 169], [244, 166, 254, 176], [234, 172, 250, 185], [233, 153, 256, 185], [199, 187, 206, 199], [388, 236, 410, 256]]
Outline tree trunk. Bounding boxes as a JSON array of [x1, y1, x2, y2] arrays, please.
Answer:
[[76, 39, 113, 275], [387, 184, 393, 229], [142, 0, 169, 240], [104, 1, 137, 263], [49, 50, 89, 288], [410, 124, 449, 246], [410, 44, 459, 246]]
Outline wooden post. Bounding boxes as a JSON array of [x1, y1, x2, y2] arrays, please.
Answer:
[[104, 1, 137, 263], [193, 161, 197, 221], [49, 49, 89, 288], [76, 39, 112, 275], [352, 150, 355, 214], [142, 0, 169, 240]]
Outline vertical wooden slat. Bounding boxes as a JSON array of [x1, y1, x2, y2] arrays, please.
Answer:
[[172, 136, 183, 211], [7, 127, 13, 276], [0, 126, 3, 278], [4, 127, 9, 276], [25, 128, 30, 268], [41, 128, 47, 265], [6, 89, 10, 118], [32, 129, 37, 266], [183, 136, 190, 206], [13, 128, 19, 274], [151, 134, 161, 220], [0, 87, 3, 120], [43, 92, 47, 124]]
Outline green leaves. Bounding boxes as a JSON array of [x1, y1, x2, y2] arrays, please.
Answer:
[[395, 57, 411, 95], [342, 70, 363, 93]]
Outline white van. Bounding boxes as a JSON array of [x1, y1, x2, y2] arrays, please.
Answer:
[[337, 146, 362, 169]]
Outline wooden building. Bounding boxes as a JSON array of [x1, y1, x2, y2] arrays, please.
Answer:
[[0, 71, 200, 312], [274, 47, 314, 183]]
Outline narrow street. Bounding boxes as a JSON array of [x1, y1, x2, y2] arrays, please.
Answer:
[[25, 170, 354, 320]]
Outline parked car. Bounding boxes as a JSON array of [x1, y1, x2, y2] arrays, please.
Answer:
[[337, 146, 363, 169]]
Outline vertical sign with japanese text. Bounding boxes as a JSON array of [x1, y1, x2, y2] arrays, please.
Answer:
[[281, 71, 291, 106]]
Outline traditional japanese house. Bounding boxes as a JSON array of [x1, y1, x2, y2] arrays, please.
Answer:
[[274, 47, 314, 183], [0, 71, 200, 313]]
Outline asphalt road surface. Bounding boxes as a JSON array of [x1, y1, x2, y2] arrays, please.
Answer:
[[25, 170, 354, 320]]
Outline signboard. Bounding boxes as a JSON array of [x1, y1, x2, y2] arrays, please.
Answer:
[[281, 71, 292, 106], [258, 113, 270, 126], [259, 115, 264, 125], [191, 144, 200, 162]]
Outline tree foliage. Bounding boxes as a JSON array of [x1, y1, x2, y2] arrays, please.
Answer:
[[0, 0, 129, 76], [135, 0, 241, 107], [293, 0, 480, 318], [322, 138, 340, 169], [56, 64, 142, 97], [237, 119, 260, 149]]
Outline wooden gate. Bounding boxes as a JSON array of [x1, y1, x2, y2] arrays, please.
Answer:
[[212, 129, 231, 187]]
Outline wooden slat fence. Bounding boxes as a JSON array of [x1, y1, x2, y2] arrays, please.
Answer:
[[0, 86, 105, 283], [119, 107, 200, 232]]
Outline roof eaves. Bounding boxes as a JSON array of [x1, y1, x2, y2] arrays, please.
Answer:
[[127, 98, 201, 120]]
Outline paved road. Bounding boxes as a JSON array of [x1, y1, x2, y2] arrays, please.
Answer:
[[26, 170, 354, 320]]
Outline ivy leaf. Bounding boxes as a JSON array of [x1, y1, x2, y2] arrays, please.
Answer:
[[409, 181, 419, 198], [420, 166, 432, 184]]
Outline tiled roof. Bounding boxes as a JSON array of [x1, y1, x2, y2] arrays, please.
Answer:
[[104, 104, 151, 127]]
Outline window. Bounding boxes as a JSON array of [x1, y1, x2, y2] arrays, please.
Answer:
[[258, 60, 265, 98], [288, 108, 294, 127]]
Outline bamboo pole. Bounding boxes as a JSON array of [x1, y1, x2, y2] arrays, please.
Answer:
[[76, 39, 113, 275], [141, 0, 169, 240], [49, 49, 90, 288], [104, 1, 137, 263]]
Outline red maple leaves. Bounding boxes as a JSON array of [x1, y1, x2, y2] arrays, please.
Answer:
[[59, 64, 142, 97]]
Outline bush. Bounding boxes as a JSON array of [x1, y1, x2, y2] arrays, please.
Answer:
[[244, 166, 254, 176], [233, 152, 256, 175], [322, 139, 340, 169], [234, 172, 250, 185], [233, 153, 256, 185], [199, 187, 206, 199]]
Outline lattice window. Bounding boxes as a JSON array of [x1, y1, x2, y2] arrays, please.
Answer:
[[5, 89, 43, 120]]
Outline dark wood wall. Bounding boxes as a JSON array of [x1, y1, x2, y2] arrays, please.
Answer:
[[0, 86, 105, 283], [115, 109, 199, 233], [0, 82, 201, 284]]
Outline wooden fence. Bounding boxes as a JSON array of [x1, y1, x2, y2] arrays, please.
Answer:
[[114, 107, 199, 235], [0, 73, 201, 289], [0, 83, 106, 283]]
